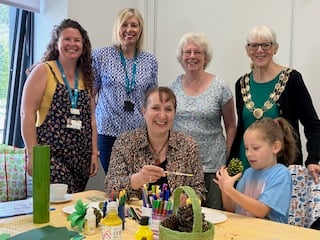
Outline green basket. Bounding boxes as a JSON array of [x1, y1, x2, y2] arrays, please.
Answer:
[[159, 186, 214, 240]]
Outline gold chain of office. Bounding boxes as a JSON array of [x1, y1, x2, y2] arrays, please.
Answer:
[[240, 68, 292, 119]]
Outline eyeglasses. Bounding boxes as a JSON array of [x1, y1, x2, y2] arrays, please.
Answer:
[[247, 42, 273, 51], [182, 50, 203, 57]]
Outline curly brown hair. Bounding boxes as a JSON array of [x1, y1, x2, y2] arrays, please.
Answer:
[[41, 18, 93, 91]]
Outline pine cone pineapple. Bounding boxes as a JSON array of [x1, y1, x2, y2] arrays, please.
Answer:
[[92, 207, 102, 227], [161, 204, 209, 232], [227, 158, 244, 176], [161, 215, 180, 231]]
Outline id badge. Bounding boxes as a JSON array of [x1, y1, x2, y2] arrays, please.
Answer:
[[124, 100, 134, 112], [70, 108, 80, 115], [66, 118, 82, 130]]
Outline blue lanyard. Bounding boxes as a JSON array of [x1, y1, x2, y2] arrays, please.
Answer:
[[119, 49, 138, 94], [56, 60, 79, 109]]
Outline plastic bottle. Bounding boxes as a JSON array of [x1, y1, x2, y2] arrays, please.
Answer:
[[135, 216, 153, 240], [101, 201, 122, 240], [84, 207, 96, 235]]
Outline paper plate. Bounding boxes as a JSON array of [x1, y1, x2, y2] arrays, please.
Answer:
[[50, 194, 72, 203], [201, 207, 227, 224]]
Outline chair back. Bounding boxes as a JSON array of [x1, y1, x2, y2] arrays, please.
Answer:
[[288, 165, 320, 227], [0, 145, 27, 202]]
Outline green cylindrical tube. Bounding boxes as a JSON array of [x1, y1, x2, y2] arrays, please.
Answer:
[[32, 145, 50, 223]]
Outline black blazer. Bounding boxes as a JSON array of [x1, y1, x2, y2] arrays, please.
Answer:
[[229, 69, 320, 166]]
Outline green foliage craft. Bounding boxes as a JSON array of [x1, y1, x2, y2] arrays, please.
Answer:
[[67, 199, 88, 232]]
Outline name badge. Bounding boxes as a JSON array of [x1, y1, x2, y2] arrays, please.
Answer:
[[124, 100, 134, 112], [70, 108, 80, 115], [66, 119, 82, 130]]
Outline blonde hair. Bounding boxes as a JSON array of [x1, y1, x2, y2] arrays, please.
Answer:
[[112, 8, 144, 52]]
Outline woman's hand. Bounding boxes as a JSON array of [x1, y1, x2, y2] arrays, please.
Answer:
[[27, 152, 33, 176], [131, 165, 166, 189], [140, 164, 166, 183], [89, 154, 99, 176], [307, 164, 320, 184]]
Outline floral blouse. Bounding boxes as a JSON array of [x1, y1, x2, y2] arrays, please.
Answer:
[[105, 127, 206, 200]]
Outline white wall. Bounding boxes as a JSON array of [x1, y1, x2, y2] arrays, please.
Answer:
[[293, 0, 320, 112], [34, 0, 67, 62], [154, 0, 292, 86]]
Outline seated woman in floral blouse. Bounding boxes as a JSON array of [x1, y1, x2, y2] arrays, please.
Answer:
[[105, 87, 206, 201]]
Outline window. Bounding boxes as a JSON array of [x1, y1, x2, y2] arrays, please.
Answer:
[[0, 4, 10, 142]]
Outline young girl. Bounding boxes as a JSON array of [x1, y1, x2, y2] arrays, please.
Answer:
[[214, 117, 297, 223]]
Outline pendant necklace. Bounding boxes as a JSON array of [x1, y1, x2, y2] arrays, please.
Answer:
[[148, 133, 170, 164], [240, 68, 292, 119]]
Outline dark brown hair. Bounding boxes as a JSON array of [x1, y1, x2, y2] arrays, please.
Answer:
[[41, 19, 93, 91], [143, 86, 177, 111]]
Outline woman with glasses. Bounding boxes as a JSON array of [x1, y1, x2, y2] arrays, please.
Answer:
[[168, 32, 237, 209], [229, 25, 320, 183]]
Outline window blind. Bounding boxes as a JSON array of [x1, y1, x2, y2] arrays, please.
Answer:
[[0, 0, 40, 13]]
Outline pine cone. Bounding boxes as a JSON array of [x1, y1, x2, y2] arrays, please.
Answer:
[[177, 205, 193, 231], [227, 158, 244, 176], [162, 204, 210, 233], [161, 215, 179, 231], [93, 207, 102, 227]]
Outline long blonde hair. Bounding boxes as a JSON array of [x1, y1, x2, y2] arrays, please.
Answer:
[[112, 8, 144, 52]]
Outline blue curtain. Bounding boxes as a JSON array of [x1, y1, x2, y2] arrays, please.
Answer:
[[3, 9, 34, 147]]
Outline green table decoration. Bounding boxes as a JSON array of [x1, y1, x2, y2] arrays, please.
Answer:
[[32, 145, 50, 224]]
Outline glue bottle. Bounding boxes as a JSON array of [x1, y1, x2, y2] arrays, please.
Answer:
[[134, 216, 153, 240], [101, 201, 122, 240], [84, 207, 96, 235]]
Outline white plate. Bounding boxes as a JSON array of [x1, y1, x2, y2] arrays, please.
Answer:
[[50, 194, 72, 203], [62, 202, 100, 214], [201, 207, 227, 224]]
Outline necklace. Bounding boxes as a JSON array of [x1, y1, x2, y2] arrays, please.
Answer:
[[240, 68, 292, 119], [148, 133, 170, 164]]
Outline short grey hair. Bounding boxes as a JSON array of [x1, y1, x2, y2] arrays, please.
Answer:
[[176, 32, 213, 70]]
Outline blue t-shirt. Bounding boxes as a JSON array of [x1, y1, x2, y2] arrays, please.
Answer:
[[92, 45, 158, 137], [235, 164, 292, 223]]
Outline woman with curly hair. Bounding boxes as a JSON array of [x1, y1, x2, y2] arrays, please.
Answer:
[[21, 19, 99, 193]]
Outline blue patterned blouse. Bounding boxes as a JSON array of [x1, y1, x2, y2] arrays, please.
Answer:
[[169, 75, 233, 173], [92, 46, 158, 137]]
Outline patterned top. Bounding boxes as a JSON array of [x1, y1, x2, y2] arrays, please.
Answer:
[[92, 45, 158, 137], [36, 61, 86, 126], [105, 127, 206, 200], [37, 61, 92, 193], [168, 75, 233, 172]]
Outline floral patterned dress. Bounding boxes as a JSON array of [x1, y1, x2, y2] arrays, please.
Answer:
[[36, 63, 92, 193]]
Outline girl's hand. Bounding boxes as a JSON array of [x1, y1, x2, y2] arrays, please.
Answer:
[[214, 166, 242, 193]]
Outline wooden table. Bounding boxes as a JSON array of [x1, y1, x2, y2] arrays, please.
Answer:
[[1, 190, 320, 239]]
